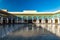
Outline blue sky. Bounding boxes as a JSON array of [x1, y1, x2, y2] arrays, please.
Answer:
[[0, 0, 60, 12]]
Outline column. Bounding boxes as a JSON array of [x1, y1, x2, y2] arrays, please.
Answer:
[[35, 16, 40, 27], [32, 16, 33, 23], [32, 27, 34, 31], [37, 28, 39, 32], [41, 19, 45, 24], [47, 18, 48, 23], [32, 16, 34, 23], [17, 17, 18, 23], [51, 25, 55, 34], [47, 24, 51, 31], [21, 16, 23, 23], [14, 17, 16, 23], [36, 16, 39, 24], [52, 18, 55, 24], [7, 18, 8, 23], [59, 17, 60, 24], [26, 16, 28, 23], [48, 19, 51, 24], [11, 18, 13, 23], [56, 25, 60, 37], [41, 19, 42, 24], [26, 27, 28, 31], [1, 17, 3, 24], [57, 18, 60, 24], [0, 17, 1, 24]]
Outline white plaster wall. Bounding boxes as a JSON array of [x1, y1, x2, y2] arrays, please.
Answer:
[[41, 20, 45, 23], [48, 19, 51, 23], [57, 18, 60, 24]]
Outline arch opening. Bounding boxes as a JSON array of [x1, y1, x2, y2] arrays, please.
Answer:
[[55, 19, 58, 24], [45, 18, 48, 23], [39, 19, 41, 23]]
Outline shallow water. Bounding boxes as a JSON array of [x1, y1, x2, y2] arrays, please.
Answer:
[[0, 24, 60, 40]]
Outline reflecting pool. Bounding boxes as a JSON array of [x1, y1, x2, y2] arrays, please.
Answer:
[[0, 24, 60, 40]]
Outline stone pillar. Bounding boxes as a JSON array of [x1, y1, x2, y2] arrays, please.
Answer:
[[7, 18, 8, 23], [1, 17, 3, 24], [56, 25, 60, 37], [52, 18, 55, 24], [32, 16, 34, 23], [17, 17, 18, 23], [37, 28, 39, 32], [27, 16, 28, 23], [32, 27, 34, 31], [41, 19, 43, 24], [35, 17, 40, 27], [26, 27, 28, 31], [57, 18, 60, 24], [22, 16, 23, 23], [47, 19, 48, 23], [36, 23, 40, 27], [11, 18, 13, 23], [32, 16, 33, 23], [36, 16, 39, 24], [41, 19, 45, 24], [51, 25, 55, 34], [47, 24, 51, 31], [41, 24, 45, 28], [0, 17, 1, 24], [48, 19, 51, 24]]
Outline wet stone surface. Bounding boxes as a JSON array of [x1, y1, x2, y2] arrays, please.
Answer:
[[0, 24, 60, 40]]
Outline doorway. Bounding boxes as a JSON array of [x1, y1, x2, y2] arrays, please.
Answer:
[[55, 19, 58, 24], [33, 19, 36, 23], [39, 19, 41, 23], [24, 19, 28, 23], [45, 18, 48, 23]]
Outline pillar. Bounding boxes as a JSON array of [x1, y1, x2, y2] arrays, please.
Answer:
[[32, 27, 34, 31], [32, 16, 33, 23], [48, 19, 51, 24], [35, 16, 40, 27], [36, 16, 39, 24], [7, 18, 8, 23], [36, 23, 40, 27], [45, 24, 48, 29], [26, 16, 28, 23], [32, 16, 34, 23], [26, 27, 28, 31], [41, 19, 43, 23], [37, 28, 39, 32], [22, 16, 23, 23], [1, 17, 3, 24], [47, 24, 50, 31], [52, 18, 55, 24], [11, 18, 13, 23], [0, 17, 1, 24], [41, 19, 45, 24], [51, 25, 55, 34], [6, 25, 10, 34], [56, 25, 60, 37], [16, 17, 18, 23]]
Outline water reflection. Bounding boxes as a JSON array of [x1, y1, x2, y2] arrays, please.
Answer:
[[0, 24, 60, 40]]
